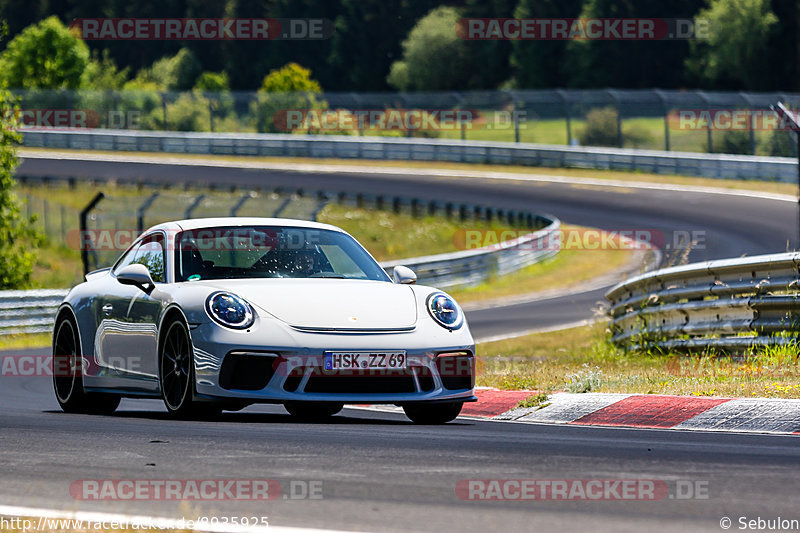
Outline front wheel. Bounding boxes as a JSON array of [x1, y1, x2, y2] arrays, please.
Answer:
[[159, 319, 218, 419], [403, 402, 463, 424], [284, 401, 343, 421], [52, 314, 120, 415]]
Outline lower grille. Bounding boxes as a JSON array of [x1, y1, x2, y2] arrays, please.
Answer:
[[304, 373, 417, 394], [219, 352, 277, 391]]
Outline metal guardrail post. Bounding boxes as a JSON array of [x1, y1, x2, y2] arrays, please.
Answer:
[[79, 192, 104, 275]]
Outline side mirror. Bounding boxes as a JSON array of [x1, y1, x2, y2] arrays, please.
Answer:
[[392, 265, 417, 285], [116, 263, 154, 292]]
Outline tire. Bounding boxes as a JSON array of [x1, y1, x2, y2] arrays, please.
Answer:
[[52, 313, 120, 415], [403, 402, 463, 424], [159, 318, 218, 419], [284, 401, 343, 421]]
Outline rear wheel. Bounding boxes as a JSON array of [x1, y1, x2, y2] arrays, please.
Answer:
[[403, 402, 463, 424], [284, 401, 343, 421], [52, 314, 120, 415]]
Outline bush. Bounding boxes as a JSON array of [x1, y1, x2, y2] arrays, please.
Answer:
[[761, 130, 796, 157], [578, 107, 620, 147], [252, 63, 325, 133], [718, 130, 752, 154]]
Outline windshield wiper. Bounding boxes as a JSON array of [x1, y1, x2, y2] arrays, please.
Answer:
[[309, 272, 346, 279]]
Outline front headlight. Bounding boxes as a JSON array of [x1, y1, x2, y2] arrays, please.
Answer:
[[206, 292, 254, 329], [427, 292, 463, 330]]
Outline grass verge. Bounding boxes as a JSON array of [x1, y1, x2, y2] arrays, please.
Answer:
[[478, 323, 800, 399], [448, 225, 642, 304]]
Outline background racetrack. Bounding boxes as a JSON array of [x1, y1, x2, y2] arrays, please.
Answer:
[[17, 153, 799, 339]]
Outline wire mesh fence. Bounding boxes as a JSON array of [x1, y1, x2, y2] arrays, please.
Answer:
[[12, 88, 800, 157]]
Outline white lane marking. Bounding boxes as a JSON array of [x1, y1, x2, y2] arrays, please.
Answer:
[[0, 504, 358, 533], [20, 150, 797, 203], [475, 319, 599, 344]]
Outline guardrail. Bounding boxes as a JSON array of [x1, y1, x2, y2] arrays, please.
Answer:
[[21, 129, 796, 181], [382, 219, 560, 288], [606, 253, 800, 352], [0, 289, 69, 336]]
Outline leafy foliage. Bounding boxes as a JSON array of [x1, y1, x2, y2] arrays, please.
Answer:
[[387, 7, 471, 91], [686, 0, 778, 89], [253, 63, 325, 134], [0, 86, 43, 288], [0, 16, 89, 89]]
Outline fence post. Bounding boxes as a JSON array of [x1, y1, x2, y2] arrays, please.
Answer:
[[80, 192, 105, 275], [161, 92, 168, 130], [606, 89, 623, 148], [184, 194, 206, 218], [698, 91, 713, 153], [136, 192, 160, 233], [655, 89, 670, 151], [739, 92, 756, 155], [556, 90, 571, 144]]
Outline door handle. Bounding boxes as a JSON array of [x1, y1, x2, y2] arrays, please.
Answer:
[[102, 304, 113, 315]]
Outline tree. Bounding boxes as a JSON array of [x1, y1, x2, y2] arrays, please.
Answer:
[[509, 0, 583, 88], [0, 16, 90, 89], [132, 48, 202, 91], [81, 50, 129, 90], [686, 0, 778, 89], [387, 6, 472, 91], [252, 63, 325, 133], [0, 79, 42, 288], [565, 0, 705, 89]]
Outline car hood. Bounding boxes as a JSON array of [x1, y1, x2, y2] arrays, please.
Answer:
[[200, 279, 418, 330]]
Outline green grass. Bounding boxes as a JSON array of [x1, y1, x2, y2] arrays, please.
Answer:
[[317, 203, 528, 262], [448, 226, 642, 304], [478, 323, 800, 399]]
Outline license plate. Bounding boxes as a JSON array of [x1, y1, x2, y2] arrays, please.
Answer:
[[324, 351, 407, 370]]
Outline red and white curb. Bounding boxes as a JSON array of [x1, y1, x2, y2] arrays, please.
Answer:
[[355, 389, 800, 434], [493, 392, 800, 435]]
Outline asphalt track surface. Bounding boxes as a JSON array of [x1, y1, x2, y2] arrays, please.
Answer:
[[4, 155, 799, 532], [16, 155, 800, 340], [1, 355, 800, 533]]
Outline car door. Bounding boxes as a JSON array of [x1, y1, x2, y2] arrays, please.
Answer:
[[98, 232, 166, 384]]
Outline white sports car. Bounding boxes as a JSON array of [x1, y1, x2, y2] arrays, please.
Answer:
[[53, 218, 476, 424]]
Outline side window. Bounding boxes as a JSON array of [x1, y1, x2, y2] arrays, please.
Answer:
[[113, 241, 143, 274], [132, 234, 166, 283], [113, 233, 166, 283]]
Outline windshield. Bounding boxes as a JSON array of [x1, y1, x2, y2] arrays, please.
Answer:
[[174, 226, 390, 282]]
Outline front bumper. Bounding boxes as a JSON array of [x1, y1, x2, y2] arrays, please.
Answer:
[[190, 321, 476, 404]]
